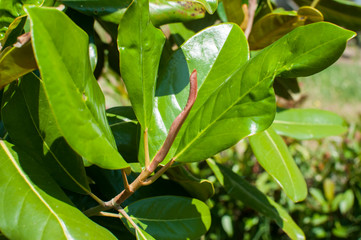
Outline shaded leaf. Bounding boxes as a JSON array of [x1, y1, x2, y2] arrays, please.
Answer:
[[106, 107, 139, 163], [117, 0, 165, 129], [2, 73, 90, 194], [222, 0, 247, 27], [0, 0, 54, 39], [122, 196, 211, 240], [0, 140, 116, 240], [166, 165, 215, 201], [25, 6, 128, 169], [249, 126, 307, 202], [273, 77, 300, 100], [0, 41, 37, 88], [206, 159, 305, 240], [0, 15, 27, 49], [294, 0, 361, 31], [249, 7, 323, 50], [273, 109, 348, 140]]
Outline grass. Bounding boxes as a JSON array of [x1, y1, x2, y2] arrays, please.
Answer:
[[299, 42, 361, 122]]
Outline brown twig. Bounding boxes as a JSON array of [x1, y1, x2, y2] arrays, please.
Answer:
[[244, 0, 257, 39], [84, 70, 198, 217]]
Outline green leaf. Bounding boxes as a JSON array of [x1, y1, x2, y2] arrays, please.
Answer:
[[144, 23, 249, 165], [2, 73, 90, 194], [117, 0, 165, 129], [206, 159, 305, 240], [0, 15, 27, 49], [174, 22, 354, 163], [249, 126, 307, 202], [122, 196, 211, 240], [249, 7, 323, 50], [25, 6, 128, 169], [222, 0, 246, 26], [106, 107, 139, 163], [166, 166, 215, 201], [0, 41, 37, 88], [294, 0, 361, 31], [339, 189, 354, 214], [61, 0, 215, 26], [273, 77, 300, 100], [273, 109, 348, 140], [0, 140, 116, 240]]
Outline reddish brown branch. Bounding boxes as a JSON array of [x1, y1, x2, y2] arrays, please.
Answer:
[[84, 70, 198, 216], [244, 0, 257, 39], [147, 69, 197, 173]]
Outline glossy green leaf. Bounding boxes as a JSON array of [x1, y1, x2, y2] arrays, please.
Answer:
[[249, 7, 323, 50], [2, 73, 90, 194], [106, 107, 139, 163], [249, 126, 307, 202], [61, 0, 215, 26], [122, 196, 211, 240], [144, 23, 249, 165], [273, 109, 348, 140], [0, 140, 116, 240], [117, 0, 165, 129], [206, 159, 305, 240], [25, 6, 128, 169], [294, 0, 361, 31], [0, 15, 26, 49], [166, 166, 215, 201], [0, 41, 37, 88], [173, 22, 354, 163]]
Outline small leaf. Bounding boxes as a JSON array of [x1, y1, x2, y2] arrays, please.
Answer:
[[0, 41, 37, 88], [106, 107, 139, 163], [249, 7, 323, 50], [0, 140, 116, 240], [249, 126, 307, 202], [166, 166, 215, 201], [25, 6, 128, 169], [206, 159, 305, 240], [294, 0, 361, 31], [339, 190, 354, 214], [273, 109, 348, 140], [122, 196, 211, 240], [117, 0, 165, 129], [323, 178, 335, 202], [136, 228, 155, 240], [0, 15, 27, 49]]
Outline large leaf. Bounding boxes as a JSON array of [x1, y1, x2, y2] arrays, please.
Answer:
[[117, 0, 165, 129], [249, 126, 307, 202], [0, 41, 37, 88], [206, 159, 305, 240], [172, 22, 354, 163], [273, 108, 348, 140], [0, 140, 116, 240], [61, 0, 216, 26], [294, 0, 361, 31], [249, 7, 323, 50], [2, 73, 90, 194], [143, 23, 249, 165], [121, 196, 211, 240], [25, 6, 128, 169]]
